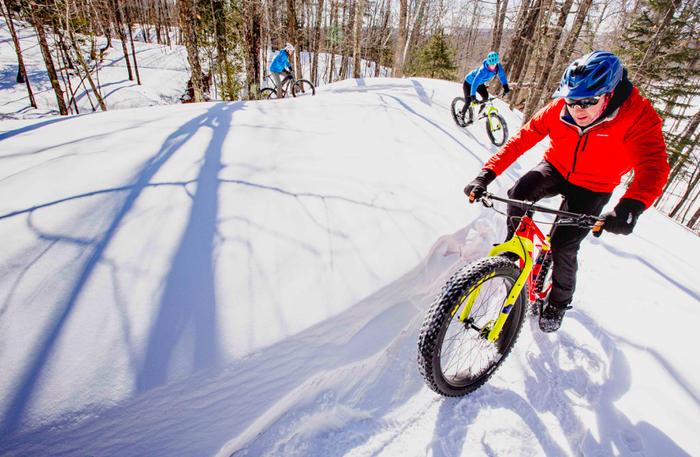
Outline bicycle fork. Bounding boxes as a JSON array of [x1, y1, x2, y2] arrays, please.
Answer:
[[454, 235, 534, 342]]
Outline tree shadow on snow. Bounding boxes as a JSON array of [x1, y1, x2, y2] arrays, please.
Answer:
[[0, 218, 490, 456], [0, 102, 243, 436], [590, 237, 700, 303], [428, 310, 692, 456]]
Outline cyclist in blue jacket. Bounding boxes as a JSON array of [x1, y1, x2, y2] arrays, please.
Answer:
[[461, 51, 510, 122], [270, 43, 295, 97]]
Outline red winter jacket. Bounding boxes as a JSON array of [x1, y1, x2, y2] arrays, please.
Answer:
[[484, 87, 669, 208]]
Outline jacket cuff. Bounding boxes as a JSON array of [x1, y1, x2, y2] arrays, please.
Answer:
[[615, 198, 646, 215], [479, 168, 497, 184]]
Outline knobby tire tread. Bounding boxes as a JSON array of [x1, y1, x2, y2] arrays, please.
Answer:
[[417, 256, 525, 397]]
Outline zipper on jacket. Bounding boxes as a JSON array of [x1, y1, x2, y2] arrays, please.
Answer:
[[581, 131, 590, 152], [566, 133, 585, 181]]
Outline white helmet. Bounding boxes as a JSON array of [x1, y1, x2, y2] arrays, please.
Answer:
[[284, 43, 295, 52]]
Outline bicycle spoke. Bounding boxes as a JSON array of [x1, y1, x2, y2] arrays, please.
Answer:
[[440, 276, 512, 384]]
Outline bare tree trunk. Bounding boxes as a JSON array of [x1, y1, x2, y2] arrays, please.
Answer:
[[686, 200, 700, 230], [352, 0, 364, 78], [393, 0, 407, 77], [1, 0, 37, 108], [328, 0, 337, 82], [286, 0, 300, 75], [504, 0, 536, 74], [668, 109, 700, 173], [670, 161, 700, 218], [552, 0, 593, 82], [178, 0, 203, 102], [506, 0, 544, 107], [523, 0, 575, 120], [124, 3, 142, 84], [111, 0, 134, 80], [632, 0, 683, 89], [32, 9, 68, 115], [491, 0, 509, 52], [69, 29, 108, 111], [659, 109, 700, 206], [311, 0, 324, 85], [340, 0, 354, 79], [375, 0, 390, 77], [681, 185, 700, 223], [243, 0, 262, 98]]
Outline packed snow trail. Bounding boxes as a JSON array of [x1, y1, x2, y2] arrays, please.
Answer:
[[0, 78, 698, 456]]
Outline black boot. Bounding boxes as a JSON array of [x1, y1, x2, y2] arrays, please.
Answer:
[[539, 300, 572, 333], [460, 106, 473, 125]]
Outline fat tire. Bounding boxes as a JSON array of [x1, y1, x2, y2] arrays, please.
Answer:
[[485, 112, 509, 146], [260, 88, 278, 100], [417, 256, 526, 397], [292, 79, 316, 97]]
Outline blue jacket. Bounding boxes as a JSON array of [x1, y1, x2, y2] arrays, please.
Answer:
[[270, 50, 292, 73], [464, 60, 509, 96]]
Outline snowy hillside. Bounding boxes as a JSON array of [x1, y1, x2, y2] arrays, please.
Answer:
[[0, 17, 190, 119], [0, 78, 698, 457]]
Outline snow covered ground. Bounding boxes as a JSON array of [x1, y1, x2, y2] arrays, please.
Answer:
[[0, 76, 698, 456], [0, 18, 190, 119], [1, 16, 390, 121]]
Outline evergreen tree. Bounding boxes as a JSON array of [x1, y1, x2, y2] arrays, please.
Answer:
[[617, 0, 700, 154], [406, 30, 457, 80], [617, 0, 700, 213]]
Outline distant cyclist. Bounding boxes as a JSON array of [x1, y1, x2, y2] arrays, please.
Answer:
[[460, 51, 510, 122], [463, 50, 669, 332], [270, 43, 295, 97]]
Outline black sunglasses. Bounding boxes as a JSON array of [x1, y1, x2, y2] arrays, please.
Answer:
[[565, 96, 602, 109]]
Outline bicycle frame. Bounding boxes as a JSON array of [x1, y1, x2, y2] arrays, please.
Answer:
[[458, 214, 546, 342], [265, 74, 295, 97], [457, 193, 600, 342], [469, 99, 502, 131]]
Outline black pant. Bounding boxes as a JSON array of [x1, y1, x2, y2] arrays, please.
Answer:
[[463, 81, 489, 102], [506, 161, 612, 305]]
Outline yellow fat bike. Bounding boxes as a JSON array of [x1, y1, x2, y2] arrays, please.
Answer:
[[417, 193, 604, 397], [451, 96, 509, 146]]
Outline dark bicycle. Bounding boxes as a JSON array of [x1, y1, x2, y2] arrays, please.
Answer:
[[260, 73, 315, 100]]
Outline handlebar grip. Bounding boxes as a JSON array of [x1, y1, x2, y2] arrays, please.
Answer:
[[592, 219, 604, 237]]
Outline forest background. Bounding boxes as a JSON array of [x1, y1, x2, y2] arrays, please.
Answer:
[[1, 0, 698, 231]]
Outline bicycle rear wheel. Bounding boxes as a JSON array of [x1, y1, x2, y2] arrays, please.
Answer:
[[417, 256, 526, 397], [451, 97, 469, 127], [260, 88, 278, 100], [485, 112, 509, 146], [292, 79, 316, 97]]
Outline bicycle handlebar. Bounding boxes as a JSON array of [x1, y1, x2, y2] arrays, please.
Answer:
[[471, 192, 605, 235]]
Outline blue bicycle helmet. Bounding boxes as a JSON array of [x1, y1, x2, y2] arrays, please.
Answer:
[[553, 50, 623, 99], [486, 51, 499, 66]]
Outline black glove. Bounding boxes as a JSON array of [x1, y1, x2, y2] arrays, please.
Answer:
[[601, 198, 645, 235], [502, 84, 510, 95], [464, 169, 496, 202]]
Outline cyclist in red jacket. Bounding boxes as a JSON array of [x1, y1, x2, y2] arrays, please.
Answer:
[[464, 50, 669, 332]]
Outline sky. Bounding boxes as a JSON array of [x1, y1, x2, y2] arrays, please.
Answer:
[[1, 16, 699, 457]]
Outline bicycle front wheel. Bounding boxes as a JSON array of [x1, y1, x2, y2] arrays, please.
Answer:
[[260, 88, 278, 100], [292, 79, 316, 97], [485, 112, 509, 146], [417, 256, 526, 397]]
